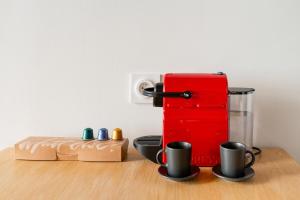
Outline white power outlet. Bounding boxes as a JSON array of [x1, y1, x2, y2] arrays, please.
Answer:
[[129, 73, 161, 104]]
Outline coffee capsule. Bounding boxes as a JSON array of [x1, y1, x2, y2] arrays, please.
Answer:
[[112, 128, 123, 140], [97, 128, 109, 141], [82, 128, 94, 140]]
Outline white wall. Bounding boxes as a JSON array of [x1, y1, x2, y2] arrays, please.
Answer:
[[1, 0, 300, 161]]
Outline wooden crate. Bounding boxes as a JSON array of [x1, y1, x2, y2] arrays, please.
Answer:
[[15, 136, 129, 162]]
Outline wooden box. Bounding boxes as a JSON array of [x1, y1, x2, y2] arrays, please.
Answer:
[[15, 136, 129, 162]]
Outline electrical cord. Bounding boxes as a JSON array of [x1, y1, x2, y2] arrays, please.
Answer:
[[252, 146, 262, 156]]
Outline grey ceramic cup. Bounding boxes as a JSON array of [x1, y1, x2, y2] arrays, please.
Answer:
[[220, 142, 255, 178], [156, 141, 192, 178]]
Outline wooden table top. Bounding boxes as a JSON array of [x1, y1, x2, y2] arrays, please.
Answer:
[[0, 147, 299, 200]]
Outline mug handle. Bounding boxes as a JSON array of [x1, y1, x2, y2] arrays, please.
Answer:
[[245, 150, 255, 168], [156, 149, 167, 167]]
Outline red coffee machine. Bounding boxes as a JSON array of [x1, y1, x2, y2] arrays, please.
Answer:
[[135, 73, 229, 167]]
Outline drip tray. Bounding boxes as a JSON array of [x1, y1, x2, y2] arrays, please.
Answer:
[[133, 135, 162, 164]]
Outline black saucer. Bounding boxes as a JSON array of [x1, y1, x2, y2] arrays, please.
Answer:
[[158, 166, 200, 182], [212, 165, 255, 182]]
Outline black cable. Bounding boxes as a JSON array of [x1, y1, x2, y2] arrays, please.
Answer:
[[143, 87, 192, 99], [252, 146, 262, 156]]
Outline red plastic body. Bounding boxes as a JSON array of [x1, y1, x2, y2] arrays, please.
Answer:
[[162, 73, 228, 167]]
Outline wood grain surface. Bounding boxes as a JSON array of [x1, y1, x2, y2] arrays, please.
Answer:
[[0, 148, 299, 200]]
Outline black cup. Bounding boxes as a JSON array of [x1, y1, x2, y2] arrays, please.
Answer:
[[156, 141, 192, 178], [220, 142, 255, 178]]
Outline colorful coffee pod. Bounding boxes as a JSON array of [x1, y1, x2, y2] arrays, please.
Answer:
[[82, 128, 94, 140], [112, 128, 123, 140], [97, 128, 109, 141]]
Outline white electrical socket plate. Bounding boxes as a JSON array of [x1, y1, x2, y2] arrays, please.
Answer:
[[129, 73, 161, 104]]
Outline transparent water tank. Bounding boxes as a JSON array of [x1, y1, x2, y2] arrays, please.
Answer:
[[229, 87, 255, 150]]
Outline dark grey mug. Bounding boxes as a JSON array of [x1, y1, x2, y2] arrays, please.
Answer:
[[220, 142, 255, 178], [156, 141, 192, 178]]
